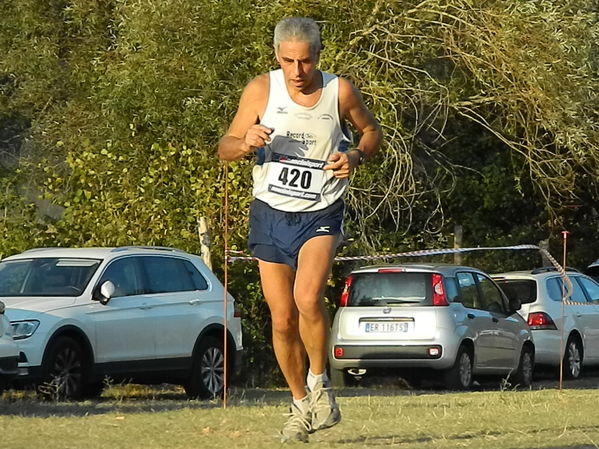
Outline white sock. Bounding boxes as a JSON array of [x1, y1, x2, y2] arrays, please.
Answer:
[[307, 369, 329, 391], [293, 394, 310, 414]]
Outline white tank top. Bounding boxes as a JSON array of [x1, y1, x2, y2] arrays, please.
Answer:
[[252, 69, 352, 212]]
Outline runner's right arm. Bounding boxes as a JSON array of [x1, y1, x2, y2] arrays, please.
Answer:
[[218, 75, 271, 161]]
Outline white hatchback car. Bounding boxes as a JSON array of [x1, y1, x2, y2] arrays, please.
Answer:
[[329, 263, 534, 390], [493, 268, 599, 379], [0, 300, 19, 393], [0, 246, 243, 400]]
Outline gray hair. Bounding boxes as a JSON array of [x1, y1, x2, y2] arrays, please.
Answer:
[[274, 17, 322, 56]]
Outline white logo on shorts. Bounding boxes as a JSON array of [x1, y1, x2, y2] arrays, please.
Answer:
[[316, 226, 330, 233]]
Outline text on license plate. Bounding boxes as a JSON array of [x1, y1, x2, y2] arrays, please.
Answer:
[[364, 322, 410, 333]]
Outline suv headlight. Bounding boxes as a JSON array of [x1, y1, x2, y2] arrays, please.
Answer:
[[11, 320, 40, 340]]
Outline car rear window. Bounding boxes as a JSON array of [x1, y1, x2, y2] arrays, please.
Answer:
[[349, 272, 432, 306], [494, 279, 537, 304]]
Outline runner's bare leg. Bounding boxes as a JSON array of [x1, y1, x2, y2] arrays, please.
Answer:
[[259, 260, 307, 399], [259, 235, 337, 398], [295, 235, 338, 376]]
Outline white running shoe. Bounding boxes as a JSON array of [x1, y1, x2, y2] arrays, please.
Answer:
[[310, 381, 341, 430], [281, 402, 312, 443]]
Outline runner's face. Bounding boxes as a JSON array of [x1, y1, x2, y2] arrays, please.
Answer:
[[276, 40, 320, 91]]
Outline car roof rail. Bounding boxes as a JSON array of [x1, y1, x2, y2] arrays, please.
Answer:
[[111, 246, 185, 253], [531, 266, 580, 274], [20, 247, 66, 254]]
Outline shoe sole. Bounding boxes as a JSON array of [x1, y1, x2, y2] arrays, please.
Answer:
[[312, 411, 341, 431]]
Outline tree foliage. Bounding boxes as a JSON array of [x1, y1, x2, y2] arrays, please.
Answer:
[[1, 0, 598, 385]]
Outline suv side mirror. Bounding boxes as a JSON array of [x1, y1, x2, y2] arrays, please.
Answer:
[[0, 301, 5, 314], [95, 281, 116, 305], [508, 297, 522, 313]]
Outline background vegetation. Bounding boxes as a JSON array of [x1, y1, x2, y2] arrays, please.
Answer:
[[1, 0, 598, 386]]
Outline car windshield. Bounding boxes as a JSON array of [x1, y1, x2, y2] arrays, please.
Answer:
[[494, 279, 537, 304], [349, 272, 432, 306], [0, 258, 101, 297]]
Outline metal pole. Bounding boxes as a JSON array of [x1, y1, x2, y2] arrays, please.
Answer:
[[222, 163, 229, 408], [559, 230, 569, 391]]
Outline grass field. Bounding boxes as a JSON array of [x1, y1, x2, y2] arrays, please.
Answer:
[[1, 383, 599, 449]]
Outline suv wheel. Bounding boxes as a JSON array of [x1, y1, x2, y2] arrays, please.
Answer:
[[563, 336, 582, 379], [513, 346, 534, 388], [185, 336, 226, 399], [38, 337, 86, 400], [444, 345, 473, 390]]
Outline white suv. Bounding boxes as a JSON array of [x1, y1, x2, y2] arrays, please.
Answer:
[[0, 300, 19, 393], [0, 247, 243, 400], [492, 268, 599, 379]]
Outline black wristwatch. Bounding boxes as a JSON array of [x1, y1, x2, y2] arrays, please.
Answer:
[[351, 149, 366, 166]]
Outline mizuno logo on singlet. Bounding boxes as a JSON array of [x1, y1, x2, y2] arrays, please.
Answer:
[[277, 106, 288, 114], [316, 226, 330, 233]]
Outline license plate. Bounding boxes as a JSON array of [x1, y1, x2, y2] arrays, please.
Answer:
[[364, 321, 410, 333]]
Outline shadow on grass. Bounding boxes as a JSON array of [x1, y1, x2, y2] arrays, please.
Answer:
[[0, 380, 421, 418], [2, 369, 596, 418], [0, 386, 219, 418]]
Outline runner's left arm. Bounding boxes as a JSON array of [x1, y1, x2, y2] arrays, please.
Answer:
[[324, 78, 382, 178]]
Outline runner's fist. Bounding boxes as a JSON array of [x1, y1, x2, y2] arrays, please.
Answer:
[[324, 152, 354, 179], [243, 125, 273, 153]]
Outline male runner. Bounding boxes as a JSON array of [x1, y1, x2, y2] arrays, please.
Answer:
[[218, 17, 382, 443]]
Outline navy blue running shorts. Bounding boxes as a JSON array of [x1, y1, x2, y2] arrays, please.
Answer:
[[248, 198, 345, 270]]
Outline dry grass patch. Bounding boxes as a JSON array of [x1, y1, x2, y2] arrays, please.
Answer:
[[1, 385, 599, 448]]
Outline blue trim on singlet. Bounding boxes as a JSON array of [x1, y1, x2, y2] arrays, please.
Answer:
[[256, 146, 266, 166]]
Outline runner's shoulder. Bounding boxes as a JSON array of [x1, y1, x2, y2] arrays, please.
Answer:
[[337, 76, 358, 100], [243, 73, 270, 98], [238, 73, 269, 116]]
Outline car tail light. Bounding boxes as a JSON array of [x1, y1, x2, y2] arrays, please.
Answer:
[[334, 346, 344, 358], [432, 273, 448, 306], [528, 312, 557, 330], [339, 275, 354, 307]]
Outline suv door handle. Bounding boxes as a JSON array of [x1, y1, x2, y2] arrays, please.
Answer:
[[189, 299, 201, 305], [467, 313, 475, 319], [139, 304, 152, 310]]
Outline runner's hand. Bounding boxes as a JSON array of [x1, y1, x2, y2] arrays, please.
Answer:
[[324, 152, 356, 179], [243, 125, 273, 153]]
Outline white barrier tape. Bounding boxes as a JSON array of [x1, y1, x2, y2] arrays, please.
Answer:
[[226, 244, 573, 300]]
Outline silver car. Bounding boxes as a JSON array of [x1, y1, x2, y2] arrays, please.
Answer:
[[329, 263, 534, 390], [492, 268, 599, 379]]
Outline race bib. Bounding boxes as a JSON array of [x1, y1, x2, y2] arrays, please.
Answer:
[[266, 153, 326, 202]]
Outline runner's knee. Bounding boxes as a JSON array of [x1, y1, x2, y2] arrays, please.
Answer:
[[271, 311, 300, 337]]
